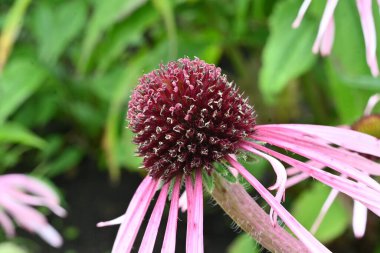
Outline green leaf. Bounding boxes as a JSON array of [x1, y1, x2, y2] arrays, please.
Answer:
[[0, 58, 46, 123], [0, 242, 28, 253], [153, 0, 178, 59], [291, 182, 349, 243], [95, 4, 159, 72], [36, 147, 83, 177], [214, 162, 236, 183], [31, 1, 86, 63], [0, 123, 46, 149], [228, 233, 258, 253], [202, 170, 214, 193], [79, 0, 148, 72], [0, 0, 31, 70], [259, 0, 317, 104], [323, 0, 380, 124]]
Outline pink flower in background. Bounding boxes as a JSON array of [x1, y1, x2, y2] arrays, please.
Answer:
[[99, 58, 380, 253], [0, 174, 66, 247], [293, 0, 379, 76], [286, 93, 380, 238]]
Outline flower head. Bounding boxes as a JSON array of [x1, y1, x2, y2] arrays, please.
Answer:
[[99, 58, 380, 253], [0, 174, 66, 247], [293, 0, 379, 76], [128, 57, 256, 179]]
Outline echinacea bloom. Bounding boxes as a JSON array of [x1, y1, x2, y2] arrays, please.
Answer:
[[293, 0, 379, 76], [0, 174, 66, 247], [286, 93, 380, 239], [98, 58, 380, 253]]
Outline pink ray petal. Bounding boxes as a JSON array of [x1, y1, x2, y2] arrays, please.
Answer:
[[242, 142, 380, 216], [312, 0, 338, 54], [251, 131, 380, 192], [286, 172, 311, 188], [254, 124, 380, 160], [0, 196, 47, 232], [162, 176, 181, 253], [6, 189, 66, 217], [112, 177, 159, 253], [286, 161, 326, 188], [97, 214, 125, 227], [320, 18, 335, 56], [185, 175, 194, 252], [256, 126, 380, 176], [187, 169, 204, 253], [356, 0, 379, 76], [179, 191, 188, 212], [248, 148, 287, 226], [353, 200, 368, 238], [0, 211, 15, 237], [1, 175, 60, 204], [364, 93, 380, 116], [226, 154, 331, 253], [292, 0, 312, 28], [310, 189, 339, 234], [139, 182, 170, 253], [36, 224, 63, 248]]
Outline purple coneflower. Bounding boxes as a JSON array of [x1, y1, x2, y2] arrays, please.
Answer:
[[293, 0, 379, 77], [0, 174, 66, 247], [98, 58, 380, 253], [286, 93, 380, 239]]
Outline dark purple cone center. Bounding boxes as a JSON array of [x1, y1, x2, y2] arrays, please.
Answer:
[[127, 58, 256, 180]]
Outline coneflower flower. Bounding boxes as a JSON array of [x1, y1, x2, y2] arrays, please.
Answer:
[[0, 174, 66, 247], [286, 93, 380, 239], [293, 0, 379, 76], [98, 58, 380, 253]]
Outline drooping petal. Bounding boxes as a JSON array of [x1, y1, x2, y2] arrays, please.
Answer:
[[139, 182, 170, 253], [112, 176, 158, 253], [0, 211, 15, 237], [226, 154, 331, 253], [312, 0, 338, 54], [242, 142, 380, 217], [364, 93, 380, 116], [251, 131, 380, 191], [320, 18, 335, 56], [179, 191, 188, 212], [6, 189, 66, 217], [356, 0, 379, 77], [188, 169, 204, 253], [35, 224, 63, 248], [286, 161, 326, 188], [185, 175, 194, 252], [257, 126, 380, 177], [292, 0, 312, 28], [162, 176, 181, 253], [254, 124, 380, 162], [310, 189, 339, 234], [1, 175, 61, 204], [97, 214, 125, 227], [0, 195, 47, 232], [353, 200, 368, 238], [248, 148, 287, 226]]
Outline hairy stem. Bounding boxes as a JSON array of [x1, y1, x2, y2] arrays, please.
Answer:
[[210, 175, 309, 253]]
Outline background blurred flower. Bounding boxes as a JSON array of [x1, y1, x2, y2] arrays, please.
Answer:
[[0, 174, 66, 248], [293, 0, 379, 76]]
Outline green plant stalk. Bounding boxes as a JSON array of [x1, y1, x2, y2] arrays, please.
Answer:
[[0, 0, 31, 72], [211, 174, 309, 253]]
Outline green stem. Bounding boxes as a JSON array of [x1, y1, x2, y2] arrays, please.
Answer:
[[211, 174, 309, 253]]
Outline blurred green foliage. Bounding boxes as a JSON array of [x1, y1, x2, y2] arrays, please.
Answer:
[[1, 0, 380, 250]]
